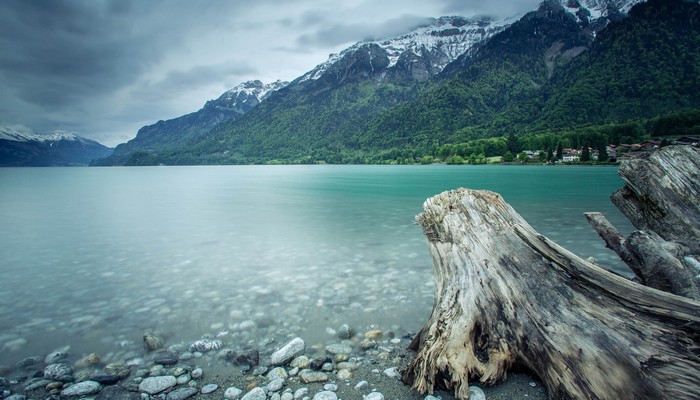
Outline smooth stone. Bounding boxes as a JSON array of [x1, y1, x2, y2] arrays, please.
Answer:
[[104, 363, 130, 379], [354, 381, 369, 390], [201, 384, 218, 394], [217, 349, 236, 361], [5, 395, 26, 400], [281, 393, 293, 400], [299, 370, 328, 383], [240, 387, 266, 400], [325, 344, 351, 355], [189, 339, 223, 353], [234, 349, 259, 366], [312, 391, 337, 400], [337, 369, 352, 380], [364, 393, 384, 400], [290, 356, 310, 369], [167, 387, 198, 400], [179, 352, 193, 360], [223, 386, 243, 399], [191, 368, 203, 379], [468, 386, 486, 400], [359, 340, 377, 350], [310, 356, 330, 370], [293, 387, 308, 399], [138, 375, 177, 394], [266, 367, 288, 381], [364, 330, 383, 340], [143, 332, 164, 352], [24, 379, 51, 392], [43, 363, 73, 381], [424, 396, 441, 400], [266, 378, 284, 393], [90, 374, 121, 385], [75, 353, 100, 368], [16, 357, 42, 369], [270, 338, 305, 366], [45, 352, 68, 364], [337, 324, 354, 339], [176, 375, 191, 385], [383, 367, 401, 379], [96, 385, 140, 400], [336, 362, 359, 370], [60, 380, 102, 397], [323, 384, 337, 392], [153, 351, 179, 365]]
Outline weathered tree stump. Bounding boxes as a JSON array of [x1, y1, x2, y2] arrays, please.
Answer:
[[403, 146, 700, 400]]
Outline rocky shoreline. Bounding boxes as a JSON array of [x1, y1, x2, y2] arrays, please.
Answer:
[[0, 326, 547, 400]]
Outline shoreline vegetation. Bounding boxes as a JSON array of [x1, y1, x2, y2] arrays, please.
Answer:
[[110, 107, 700, 167]]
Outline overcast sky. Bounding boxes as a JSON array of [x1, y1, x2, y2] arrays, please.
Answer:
[[0, 0, 540, 147]]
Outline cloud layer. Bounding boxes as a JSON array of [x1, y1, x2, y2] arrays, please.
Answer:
[[0, 0, 539, 146]]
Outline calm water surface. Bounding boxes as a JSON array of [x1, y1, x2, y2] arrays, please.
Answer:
[[0, 165, 633, 368]]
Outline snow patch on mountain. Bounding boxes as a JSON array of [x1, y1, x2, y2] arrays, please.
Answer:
[[0, 124, 83, 143], [560, 0, 644, 22], [220, 80, 288, 103], [299, 15, 515, 83]]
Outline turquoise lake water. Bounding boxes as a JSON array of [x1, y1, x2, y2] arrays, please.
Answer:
[[0, 165, 633, 367]]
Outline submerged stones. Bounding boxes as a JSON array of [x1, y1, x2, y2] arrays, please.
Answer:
[[138, 375, 177, 394], [143, 332, 165, 352], [60, 381, 102, 397], [43, 363, 73, 382]]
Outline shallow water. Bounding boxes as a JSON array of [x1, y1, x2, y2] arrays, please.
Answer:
[[0, 165, 633, 368]]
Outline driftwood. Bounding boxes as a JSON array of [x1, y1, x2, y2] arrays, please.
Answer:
[[403, 146, 700, 400]]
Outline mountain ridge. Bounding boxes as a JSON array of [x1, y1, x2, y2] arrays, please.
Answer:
[[0, 124, 113, 166]]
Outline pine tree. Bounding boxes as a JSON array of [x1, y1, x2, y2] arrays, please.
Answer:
[[581, 145, 591, 162], [556, 142, 563, 160], [597, 143, 609, 162]]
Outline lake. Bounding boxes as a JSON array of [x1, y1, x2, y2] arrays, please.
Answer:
[[0, 165, 633, 380]]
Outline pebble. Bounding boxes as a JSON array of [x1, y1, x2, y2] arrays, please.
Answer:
[[266, 378, 284, 393], [90, 373, 121, 385], [383, 367, 401, 379], [43, 363, 73, 381], [96, 385, 140, 400], [24, 379, 51, 392], [224, 386, 243, 399], [167, 387, 199, 400], [299, 370, 329, 383], [240, 387, 266, 400], [323, 384, 337, 391], [312, 391, 337, 400], [293, 387, 309, 399], [337, 369, 352, 380], [191, 368, 203, 379], [16, 356, 42, 369], [325, 343, 351, 355], [468, 386, 486, 400], [75, 353, 100, 368], [290, 355, 310, 369], [45, 351, 69, 364], [138, 375, 177, 394], [281, 393, 293, 400], [234, 349, 260, 366], [337, 324, 354, 339], [143, 332, 164, 352], [365, 330, 383, 340], [364, 393, 384, 400], [60, 380, 102, 397], [177, 374, 191, 385], [267, 367, 288, 381], [153, 351, 179, 365], [190, 339, 224, 352], [355, 381, 369, 390], [5, 395, 26, 400], [424, 396, 440, 400], [201, 384, 219, 394], [271, 338, 305, 366]]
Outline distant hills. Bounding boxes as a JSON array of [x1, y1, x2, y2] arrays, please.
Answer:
[[94, 0, 700, 165], [0, 124, 112, 167]]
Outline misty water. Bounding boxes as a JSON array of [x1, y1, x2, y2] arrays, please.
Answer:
[[0, 165, 633, 375]]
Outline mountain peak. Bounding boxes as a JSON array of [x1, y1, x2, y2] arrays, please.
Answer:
[[297, 15, 513, 84], [0, 124, 84, 143]]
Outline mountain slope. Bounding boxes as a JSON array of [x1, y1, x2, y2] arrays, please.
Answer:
[[93, 80, 287, 165], [529, 0, 700, 129], [0, 125, 113, 166]]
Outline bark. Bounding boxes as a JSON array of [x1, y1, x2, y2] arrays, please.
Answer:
[[403, 148, 700, 400]]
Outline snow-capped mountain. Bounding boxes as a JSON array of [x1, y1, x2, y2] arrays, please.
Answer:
[[210, 80, 288, 114], [296, 16, 514, 85], [0, 124, 112, 166], [0, 124, 82, 143], [559, 0, 645, 32], [93, 80, 288, 165]]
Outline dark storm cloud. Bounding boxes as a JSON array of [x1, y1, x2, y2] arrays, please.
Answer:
[[0, 0, 543, 146]]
